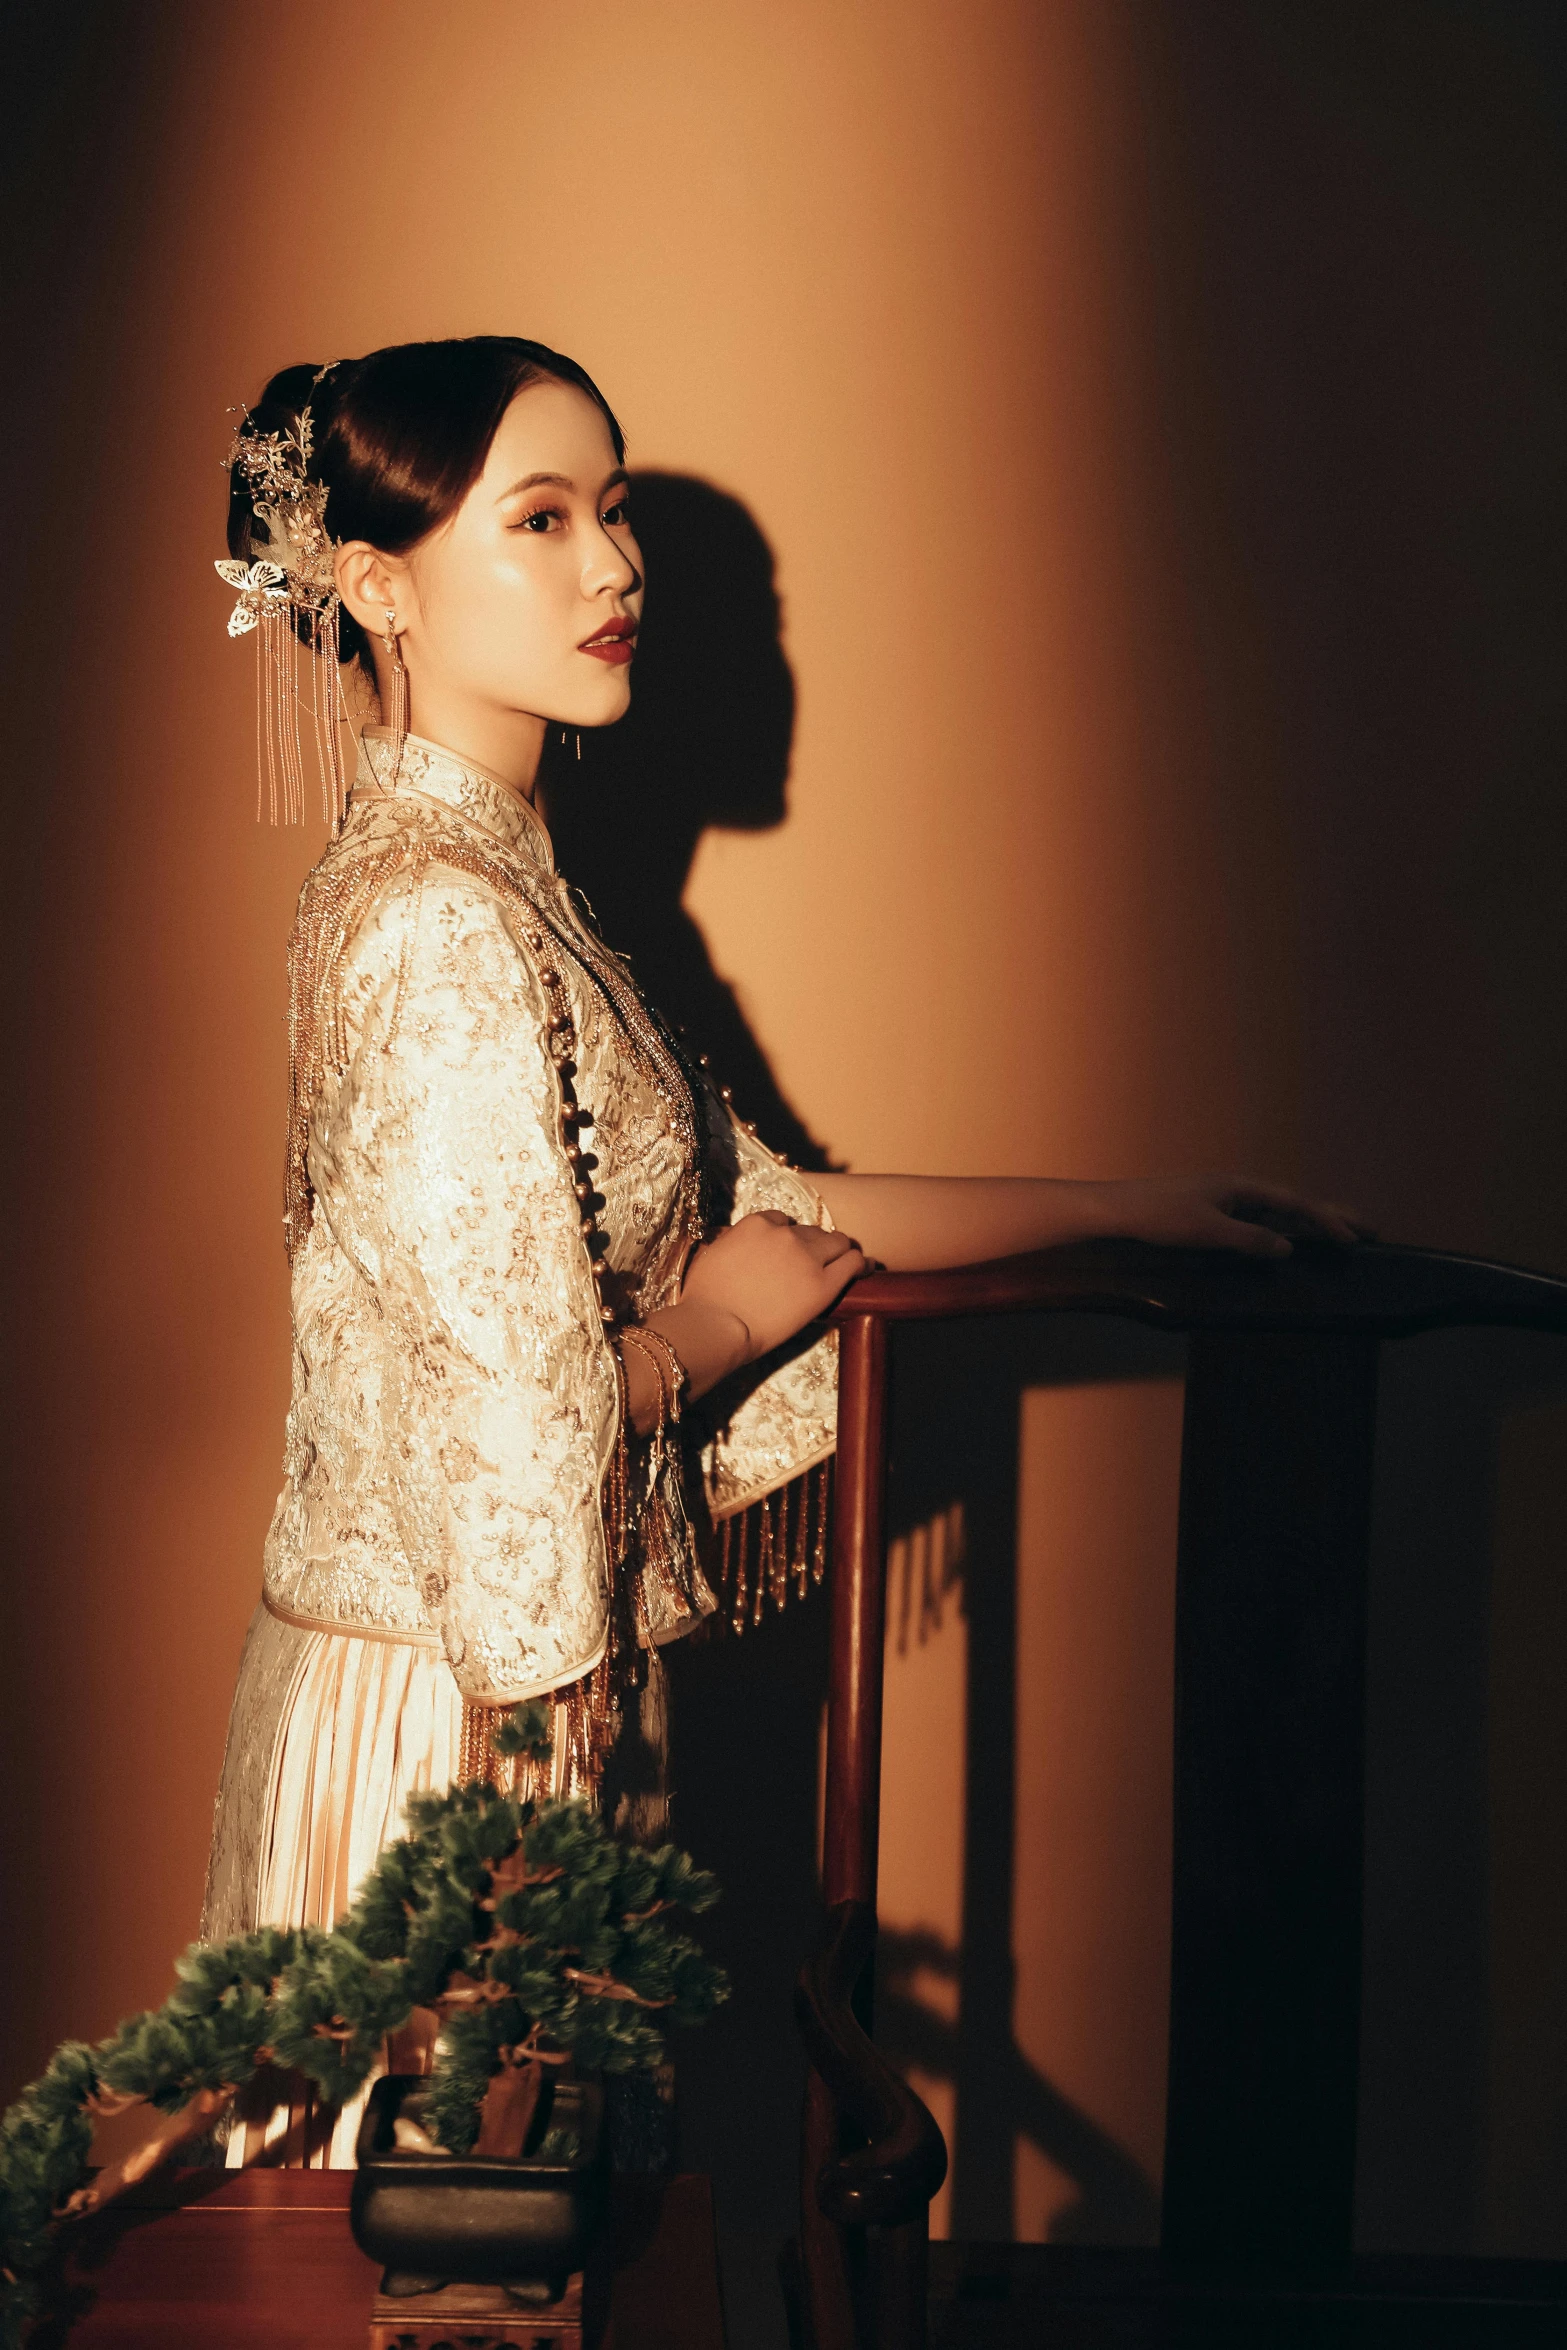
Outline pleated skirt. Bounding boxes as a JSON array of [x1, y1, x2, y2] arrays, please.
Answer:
[[200, 1601, 463, 2168]]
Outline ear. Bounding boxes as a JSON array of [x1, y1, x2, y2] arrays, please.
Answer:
[[335, 541, 411, 639]]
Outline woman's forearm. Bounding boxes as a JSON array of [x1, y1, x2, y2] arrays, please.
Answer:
[[811, 1173, 1115, 1272], [616, 1169, 1353, 1430], [619, 1299, 753, 1434]]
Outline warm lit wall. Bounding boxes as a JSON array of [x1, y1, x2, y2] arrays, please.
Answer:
[[6, 0, 1206, 2135], [4, 0, 1565, 2327]]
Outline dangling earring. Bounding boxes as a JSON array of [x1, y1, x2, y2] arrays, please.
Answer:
[[382, 607, 409, 772], [558, 725, 582, 761]]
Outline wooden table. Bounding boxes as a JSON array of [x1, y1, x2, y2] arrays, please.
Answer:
[[33, 2169, 726, 2349]]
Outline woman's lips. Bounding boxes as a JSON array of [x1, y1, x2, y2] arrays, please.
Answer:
[[579, 622, 636, 666]]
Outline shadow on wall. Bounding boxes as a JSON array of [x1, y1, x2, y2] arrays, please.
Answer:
[[669, 1312, 1180, 2312], [538, 470, 1567, 2291], [548, 466, 1175, 2301], [543, 469, 835, 1173], [881, 1315, 1178, 2247], [876, 1924, 1159, 2247]]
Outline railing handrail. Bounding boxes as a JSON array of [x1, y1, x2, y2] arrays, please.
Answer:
[[826, 1237, 1567, 1338]]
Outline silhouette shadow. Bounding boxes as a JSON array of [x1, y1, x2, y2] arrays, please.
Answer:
[[539, 483, 1189, 2313], [542, 469, 834, 1171], [539, 471, 1567, 2306]]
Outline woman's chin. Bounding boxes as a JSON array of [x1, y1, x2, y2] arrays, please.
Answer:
[[561, 679, 634, 730]]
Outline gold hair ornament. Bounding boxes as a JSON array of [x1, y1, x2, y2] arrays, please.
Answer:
[[215, 362, 350, 827]]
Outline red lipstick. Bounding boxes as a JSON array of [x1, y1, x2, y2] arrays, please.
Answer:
[[579, 617, 636, 666]]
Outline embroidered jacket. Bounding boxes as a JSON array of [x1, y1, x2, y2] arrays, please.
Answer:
[[263, 730, 837, 1704]]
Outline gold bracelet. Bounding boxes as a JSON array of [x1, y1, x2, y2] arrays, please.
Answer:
[[613, 1328, 662, 1440], [637, 1325, 687, 1421], [616, 1322, 686, 1427]]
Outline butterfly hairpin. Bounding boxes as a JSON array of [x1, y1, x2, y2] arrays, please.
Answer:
[[214, 558, 288, 638]]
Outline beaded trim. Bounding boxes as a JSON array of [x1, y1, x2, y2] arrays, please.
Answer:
[[715, 1458, 832, 1634]]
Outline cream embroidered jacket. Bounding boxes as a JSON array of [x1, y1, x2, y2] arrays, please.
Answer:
[[262, 732, 836, 1706]]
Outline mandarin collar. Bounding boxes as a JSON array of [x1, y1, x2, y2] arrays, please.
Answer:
[[353, 728, 555, 871]]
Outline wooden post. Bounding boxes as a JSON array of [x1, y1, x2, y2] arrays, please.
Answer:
[[822, 1312, 892, 1914], [1162, 1329, 1380, 2269], [803, 1310, 916, 2350]]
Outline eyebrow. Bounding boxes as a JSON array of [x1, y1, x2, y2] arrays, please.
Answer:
[[495, 466, 629, 503]]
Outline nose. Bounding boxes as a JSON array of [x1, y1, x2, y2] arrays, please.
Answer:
[[583, 524, 640, 602]]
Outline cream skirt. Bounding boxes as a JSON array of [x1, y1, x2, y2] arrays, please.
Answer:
[[200, 1602, 464, 2168]]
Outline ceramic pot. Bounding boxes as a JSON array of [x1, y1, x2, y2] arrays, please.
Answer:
[[351, 2073, 608, 2297]]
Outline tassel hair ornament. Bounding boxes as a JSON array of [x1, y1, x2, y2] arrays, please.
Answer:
[[215, 361, 351, 830]]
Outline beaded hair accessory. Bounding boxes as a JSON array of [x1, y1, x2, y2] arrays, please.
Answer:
[[215, 362, 350, 826]]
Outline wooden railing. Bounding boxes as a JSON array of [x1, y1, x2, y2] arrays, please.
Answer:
[[796, 1240, 1567, 2350]]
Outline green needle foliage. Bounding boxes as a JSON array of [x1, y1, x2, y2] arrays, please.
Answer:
[[0, 1702, 725, 2347]]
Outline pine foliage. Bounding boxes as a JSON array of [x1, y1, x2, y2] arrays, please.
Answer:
[[0, 1700, 726, 2346]]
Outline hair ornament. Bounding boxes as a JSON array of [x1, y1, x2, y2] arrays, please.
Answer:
[[213, 559, 286, 637], [217, 367, 349, 827]]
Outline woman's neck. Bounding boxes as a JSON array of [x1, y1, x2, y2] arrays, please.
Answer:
[[402, 693, 547, 804]]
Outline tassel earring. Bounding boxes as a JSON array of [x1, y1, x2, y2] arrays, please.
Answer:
[[382, 607, 409, 774]]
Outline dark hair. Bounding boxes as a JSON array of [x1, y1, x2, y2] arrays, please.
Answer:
[[226, 335, 626, 669]]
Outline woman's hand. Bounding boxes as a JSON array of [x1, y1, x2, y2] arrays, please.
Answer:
[[1095, 1175, 1372, 1259], [679, 1210, 869, 1360]]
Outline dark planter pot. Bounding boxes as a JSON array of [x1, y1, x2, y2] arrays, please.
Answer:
[[351, 2073, 608, 2297]]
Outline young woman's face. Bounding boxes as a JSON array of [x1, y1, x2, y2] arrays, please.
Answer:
[[402, 379, 642, 728]]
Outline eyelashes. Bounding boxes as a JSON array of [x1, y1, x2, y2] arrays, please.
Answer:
[[510, 501, 633, 535]]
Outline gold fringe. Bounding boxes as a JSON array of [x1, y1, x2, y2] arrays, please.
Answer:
[[713, 1457, 832, 1637], [732, 1505, 749, 1635]]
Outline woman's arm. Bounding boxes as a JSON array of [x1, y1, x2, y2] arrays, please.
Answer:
[[326, 870, 624, 1699], [810, 1171, 1368, 1272], [620, 1156, 1362, 1428], [618, 1171, 1368, 1433]]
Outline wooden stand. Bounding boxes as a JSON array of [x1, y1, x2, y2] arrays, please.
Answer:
[[369, 2267, 589, 2349], [47, 2168, 723, 2348]]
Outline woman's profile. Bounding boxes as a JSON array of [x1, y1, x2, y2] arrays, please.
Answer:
[[201, 335, 1361, 2165]]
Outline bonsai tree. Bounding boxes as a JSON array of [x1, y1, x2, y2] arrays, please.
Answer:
[[0, 1702, 725, 2347]]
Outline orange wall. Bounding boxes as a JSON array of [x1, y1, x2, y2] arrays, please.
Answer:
[[4, 0, 1565, 2284]]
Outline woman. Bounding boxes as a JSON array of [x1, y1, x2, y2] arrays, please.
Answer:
[[202, 335, 1359, 2163]]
